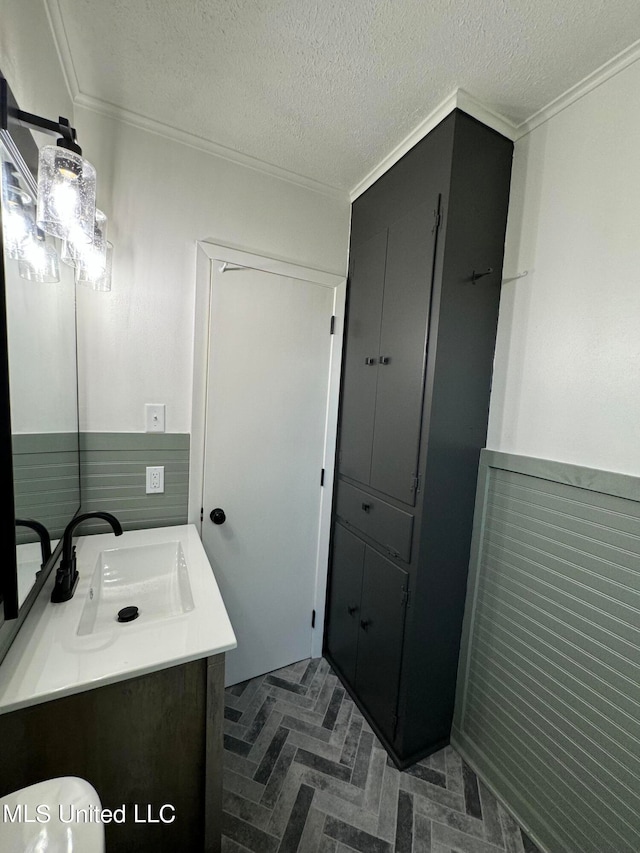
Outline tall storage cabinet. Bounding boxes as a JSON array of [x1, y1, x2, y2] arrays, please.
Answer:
[[324, 110, 513, 767]]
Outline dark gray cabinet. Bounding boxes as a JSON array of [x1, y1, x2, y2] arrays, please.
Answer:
[[355, 545, 408, 742], [325, 109, 513, 768], [327, 523, 408, 744], [326, 523, 365, 686], [339, 197, 439, 505]]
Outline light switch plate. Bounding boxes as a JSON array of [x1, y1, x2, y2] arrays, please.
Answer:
[[145, 403, 165, 433]]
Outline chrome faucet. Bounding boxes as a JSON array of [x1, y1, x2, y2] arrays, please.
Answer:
[[15, 518, 52, 568], [51, 512, 123, 603]]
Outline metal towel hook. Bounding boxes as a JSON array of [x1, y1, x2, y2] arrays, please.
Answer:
[[471, 267, 493, 284], [502, 270, 529, 283]]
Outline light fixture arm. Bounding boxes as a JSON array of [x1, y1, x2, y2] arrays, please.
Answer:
[[1, 77, 82, 155]]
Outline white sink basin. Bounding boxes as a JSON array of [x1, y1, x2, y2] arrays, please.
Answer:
[[77, 540, 195, 636]]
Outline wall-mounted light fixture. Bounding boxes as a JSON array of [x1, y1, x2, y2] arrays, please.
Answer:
[[1, 75, 112, 290]]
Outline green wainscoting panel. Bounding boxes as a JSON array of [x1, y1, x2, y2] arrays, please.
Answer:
[[79, 433, 190, 534], [13, 433, 81, 542], [452, 450, 640, 853]]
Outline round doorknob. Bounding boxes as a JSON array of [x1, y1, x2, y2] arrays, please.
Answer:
[[210, 508, 226, 525]]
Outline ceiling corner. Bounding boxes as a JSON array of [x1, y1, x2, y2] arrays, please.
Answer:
[[43, 0, 81, 103], [454, 90, 518, 140], [349, 89, 518, 202], [514, 36, 640, 139]]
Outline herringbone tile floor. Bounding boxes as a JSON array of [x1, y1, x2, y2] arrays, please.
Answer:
[[222, 657, 542, 853]]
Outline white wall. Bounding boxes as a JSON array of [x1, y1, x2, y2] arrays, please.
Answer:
[[488, 57, 640, 476], [0, 0, 72, 124], [72, 107, 351, 433]]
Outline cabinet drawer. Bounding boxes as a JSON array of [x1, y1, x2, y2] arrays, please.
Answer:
[[335, 481, 414, 562]]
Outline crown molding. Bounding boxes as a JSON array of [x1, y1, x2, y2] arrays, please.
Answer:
[[73, 92, 347, 200], [512, 36, 640, 138], [349, 89, 518, 201], [44, 0, 640, 203], [349, 91, 457, 201], [455, 89, 519, 140], [43, 0, 347, 201], [43, 0, 80, 102], [350, 37, 640, 198]]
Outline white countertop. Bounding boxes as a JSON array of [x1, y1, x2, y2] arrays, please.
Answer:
[[0, 524, 236, 715]]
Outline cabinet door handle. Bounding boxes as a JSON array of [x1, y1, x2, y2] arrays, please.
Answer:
[[361, 502, 371, 513], [364, 357, 376, 365], [347, 605, 358, 616], [360, 619, 372, 631], [379, 356, 390, 365]]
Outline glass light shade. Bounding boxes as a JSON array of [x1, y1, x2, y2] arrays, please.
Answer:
[[60, 238, 78, 267], [1, 163, 35, 260], [3, 198, 35, 260], [76, 240, 112, 291], [18, 229, 60, 282], [62, 209, 107, 268], [36, 145, 96, 242], [90, 207, 108, 263]]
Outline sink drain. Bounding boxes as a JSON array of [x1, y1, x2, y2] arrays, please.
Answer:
[[117, 605, 139, 623]]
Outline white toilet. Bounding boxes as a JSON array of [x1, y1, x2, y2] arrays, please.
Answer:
[[0, 777, 105, 852]]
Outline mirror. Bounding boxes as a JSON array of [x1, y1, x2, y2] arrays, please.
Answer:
[[0, 73, 81, 663]]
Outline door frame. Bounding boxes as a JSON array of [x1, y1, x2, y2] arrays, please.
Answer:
[[190, 240, 346, 659]]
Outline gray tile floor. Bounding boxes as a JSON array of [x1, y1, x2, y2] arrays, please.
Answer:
[[222, 657, 541, 853]]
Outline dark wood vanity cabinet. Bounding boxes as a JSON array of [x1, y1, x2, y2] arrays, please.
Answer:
[[324, 109, 513, 768], [0, 656, 225, 852]]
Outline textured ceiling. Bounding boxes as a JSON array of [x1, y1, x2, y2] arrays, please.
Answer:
[[52, 0, 640, 191]]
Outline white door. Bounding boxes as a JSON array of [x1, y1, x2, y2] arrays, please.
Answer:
[[201, 263, 334, 686]]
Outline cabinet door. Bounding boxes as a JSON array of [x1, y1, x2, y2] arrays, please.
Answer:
[[370, 197, 440, 504], [325, 523, 365, 686], [338, 230, 387, 485], [355, 548, 408, 742]]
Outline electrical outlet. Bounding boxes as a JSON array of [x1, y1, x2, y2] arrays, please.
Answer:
[[146, 466, 164, 494], [145, 403, 166, 433]]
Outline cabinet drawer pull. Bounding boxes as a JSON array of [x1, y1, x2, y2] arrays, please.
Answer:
[[360, 619, 372, 631], [379, 356, 390, 365], [347, 605, 358, 616], [361, 502, 371, 513], [364, 357, 376, 365]]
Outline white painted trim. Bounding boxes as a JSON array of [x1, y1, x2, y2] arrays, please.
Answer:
[[188, 243, 215, 529], [198, 240, 345, 288], [74, 91, 346, 201], [43, 0, 80, 102], [513, 37, 640, 138], [311, 278, 347, 658], [45, 0, 640, 202], [349, 41, 640, 196], [455, 89, 519, 140], [192, 241, 346, 660], [45, 1, 347, 200], [349, 91, 457, 201], [349, 88, 519, 201]]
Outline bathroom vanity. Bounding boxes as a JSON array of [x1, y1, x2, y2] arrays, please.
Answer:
[[0, 524, 236, 853]]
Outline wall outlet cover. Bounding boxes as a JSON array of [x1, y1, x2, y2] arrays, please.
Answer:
[[146, 466, 165, 494]]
